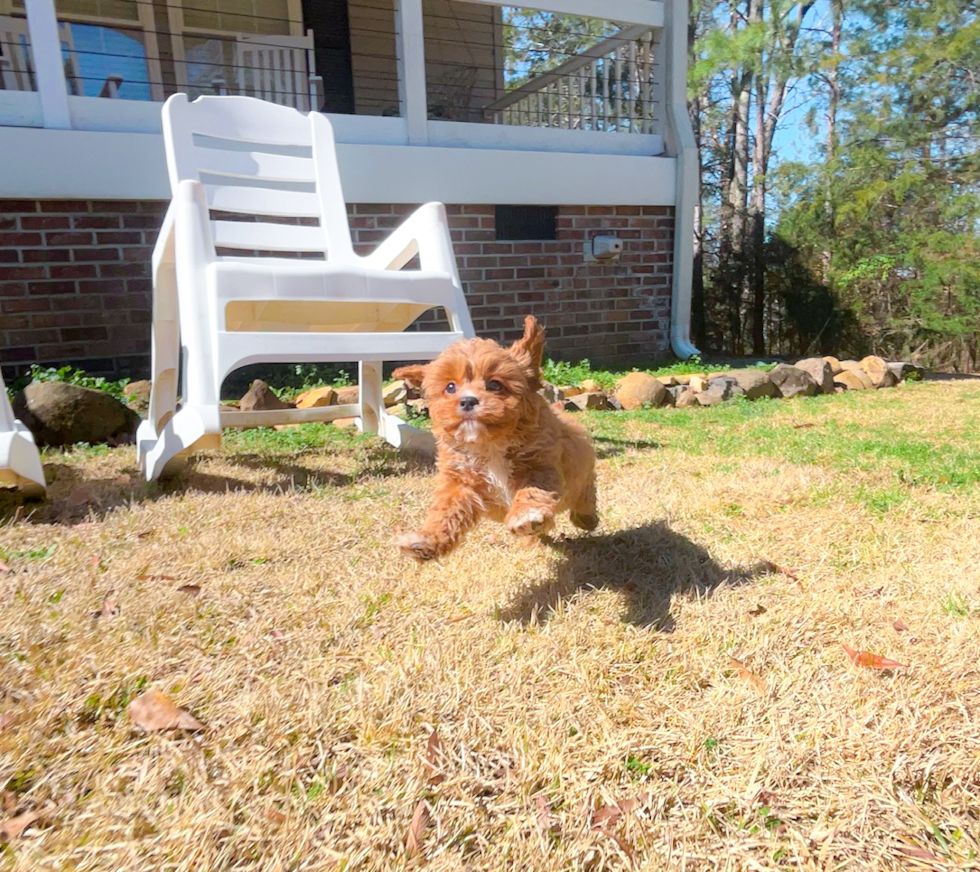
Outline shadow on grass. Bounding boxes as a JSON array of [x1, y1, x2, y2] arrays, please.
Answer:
[[592, 435, 662, 459], [0, 445, 435, 525], [498, 521, 771, 631]]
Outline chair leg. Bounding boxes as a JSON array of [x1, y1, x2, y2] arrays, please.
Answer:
[[0, 426, 46, 497], [357, 361, 383, 436]]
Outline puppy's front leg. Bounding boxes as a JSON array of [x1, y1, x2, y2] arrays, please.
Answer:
[[398, 478, 484, 561], [505, 468, 561, 537]]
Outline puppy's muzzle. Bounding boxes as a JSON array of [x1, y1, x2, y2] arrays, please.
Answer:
[[459, 395, 479, 413]]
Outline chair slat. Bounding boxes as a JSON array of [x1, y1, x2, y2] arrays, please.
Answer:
[[206, 185, 321, 217], [176, 95, 312, 145], [194, 148, 316, 183], [211, 220, 325, 252]]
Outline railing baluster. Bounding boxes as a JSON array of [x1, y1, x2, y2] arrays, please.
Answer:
[[614, 43, 624, 131], [629, 37, 638, 132], [589, 59, 597, 131], [641, 31, 652, 133]]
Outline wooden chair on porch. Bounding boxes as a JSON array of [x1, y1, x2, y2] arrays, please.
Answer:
[[137, 93, 474, 481]]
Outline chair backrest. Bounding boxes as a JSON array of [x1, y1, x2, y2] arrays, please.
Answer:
[[0, 15, 82, 94], [234, 30, 316, 112], [162, 93, 355, 264]]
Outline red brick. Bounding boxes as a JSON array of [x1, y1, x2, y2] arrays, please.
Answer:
[[0, 266, 46, 280], [61, 326, 107, 342], [1, 346, 37, 362], [23, 248, 72, 263], [50, 265, 97, 279], [21, 216, 71, 230], [27, 280, 77, 295], [74, 248, 122, 262], [74, 215, 122, 229], [98, 263, 149, 278], [2, 297, 52, 313], [39, 200, 90, 213], [0, 200, 38, 212], [45, 231, 94, 246], [0, 232, 43, 246]]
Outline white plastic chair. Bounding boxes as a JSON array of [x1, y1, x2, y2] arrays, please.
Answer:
[[137, 93, 474, 481], [211, 30, 323, 112], [0, 366, 45, 496]]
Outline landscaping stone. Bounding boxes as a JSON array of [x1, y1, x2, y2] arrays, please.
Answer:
[[823, 355, 843, 374], [656, 375, 678, 386], [794, 358, 835, 393], [14, 381, 140, 447], [239, 379, 291, 412], [295, 386, 336, 409], [561, 385, 584, 398], [724, 369, 778, 399], [859, 355, 893, 388], [834, 371, 869, 390], [334, 385, 359, 405], [564, 391, 614, 412], [332, 416, 358, 429], [383, 380, 408, 407], [689, 375, 710, 392], [769, 363, 819, 398], [579, 379, 601, 393], [665, 384, 686, 404], [697, 377, 744, 406], [614, 371, 667, 410], [675, 389, 699, 407], [123, 379, 152, 417], [839, 361, 875, 389], [539, 382, 564, 403], [386, 403, 409, 418]]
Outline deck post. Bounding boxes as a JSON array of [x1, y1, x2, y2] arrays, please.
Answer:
[[24, 0, 71, 129], [394, 0, 428, 145]]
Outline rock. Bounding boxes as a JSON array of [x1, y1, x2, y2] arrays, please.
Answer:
[[656, 375, 678, 386], [564, 391, 614, 412], [332, 416, 358, 429], [689, 375, 710, 392], [833, 371, 869, 390], [407, 398, 429, 416], [614, 372, 667, 410], [239, 379, 291, 412], [664, 384, 687, 404], [383, 380, 408, 407], [295, 386, 336, 409], [561, 385, 584, 398], [839, 361, 874, 390], [696, 377, 744, 406], [14, 381, 141, 447], [386, 403, 409, 418], [675, 388, 700, 408], [539, 381, 564, 403], [724, 369, 778, 399], [769, 364, 819, 398], [887, 361, 924, 382], [822, 356, 843, 375], [334, 385, 359, 406], [860, 354, 895, 388], [794, 358, 835, 393], [578, 379, 601, 393], [122, 379, 152, 417], [672, 374, 705, 386]]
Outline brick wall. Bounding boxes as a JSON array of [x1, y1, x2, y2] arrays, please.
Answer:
[[0, 199, 673, 378]]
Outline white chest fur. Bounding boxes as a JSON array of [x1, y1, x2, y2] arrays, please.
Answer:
[[455, 445, 513, 501]]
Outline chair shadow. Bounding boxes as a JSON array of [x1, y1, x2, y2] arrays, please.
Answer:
[[592, 435, 662, 459], [0, 445, 435, 525], [497, 521, 772, 631]]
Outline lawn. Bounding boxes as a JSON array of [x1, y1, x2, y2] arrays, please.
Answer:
[[2, 377, 980, 871]]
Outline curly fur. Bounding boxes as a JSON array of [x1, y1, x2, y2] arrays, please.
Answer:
[[393, 316, 598, 561]]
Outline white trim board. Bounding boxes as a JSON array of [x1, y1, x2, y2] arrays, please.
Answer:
[[0, 127, 677, 205]]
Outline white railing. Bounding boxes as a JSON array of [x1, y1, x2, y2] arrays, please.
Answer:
[[484, 24, 661, 134]]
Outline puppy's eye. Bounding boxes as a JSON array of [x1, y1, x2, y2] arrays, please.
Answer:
[[486, 379, 504, 392], [445, 382, 457, 395]]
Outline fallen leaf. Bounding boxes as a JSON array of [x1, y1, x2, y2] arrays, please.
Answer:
[[68, 486, 97, 507], [115, 474, 132, 485], [791, 422, 815, 429], [424, 730, 446, 786], [89, 554, 103, 570], [1, 792, 16, 814], [176, 584, 201, 597], [95, 590, 120, 618], [842, 644, 908, 670], [404, 799, 430, 859], [748, 604, 767, 617], [892, 620, 910, 633], [0, 713, 13, 732], [137, 573, 177, 582], [128, 690, 205, 732], [595, 827, 637, 863], [0, 559, 12, 574], [535, 794, 555, 851], [445, 612, 476, 625], [767, 562, 801, 582], [0, 810, 42, 843], [264, 808, 287, 824], [896, 844, 943, 864], [270, 629, 285, 640], [728, 657, 766, 695], [591, 794, 650, 829], [136, 531, 153, 539]]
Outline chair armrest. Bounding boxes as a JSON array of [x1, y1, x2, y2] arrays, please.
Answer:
[[359, 201, 455, 273], [154, 180, 216, 274]]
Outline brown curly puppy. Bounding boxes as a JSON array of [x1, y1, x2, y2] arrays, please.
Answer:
[[393, 315, 598, 561]]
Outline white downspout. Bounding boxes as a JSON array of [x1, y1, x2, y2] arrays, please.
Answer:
[[662, 0, 701, 359]]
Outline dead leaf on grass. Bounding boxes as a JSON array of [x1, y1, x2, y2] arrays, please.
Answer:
[[791, 422, 816, 429], [765, 561, 801, 582], [842, 644, 908, 670], [0, 809, 44, 843], [748, 604, 767, 617], [95, 590, 120, 618], [176, 584, 201, 597], [728, 657, 766, 695], [0, 559, 12, 574], [595, 827, 638, 864], [445, 612, 475, 625], [404, 799, 430, 859], [591, 794, 650, 829], [264, 808, 287, 824], [128, 690, 205, 732], [1, 792, 16, 814], [115, 474, 132, 485], [896, 844, 944, 865], [0, 713, 14, 732], [535, 794, 555, 850], [137, 573, 177, 582], [424, 730, 446, 786], [892, 620, 910, 633]]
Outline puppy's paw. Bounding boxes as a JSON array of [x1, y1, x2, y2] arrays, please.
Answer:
[[505, 506, 555, 537], [397, 532, 440, 562], [570, 512, 599, 532]]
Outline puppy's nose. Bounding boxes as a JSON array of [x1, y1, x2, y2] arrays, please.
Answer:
[[459, 395, 479, 412]]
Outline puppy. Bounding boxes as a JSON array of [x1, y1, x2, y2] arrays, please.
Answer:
[[393, 316, 598, 561]]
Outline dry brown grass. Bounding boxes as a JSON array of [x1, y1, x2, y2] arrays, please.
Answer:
[[3, 378, 980, 871]]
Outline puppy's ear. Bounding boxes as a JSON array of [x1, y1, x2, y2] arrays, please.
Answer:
[[509, 315, 546, 380], [392, 364, 427, 391]]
